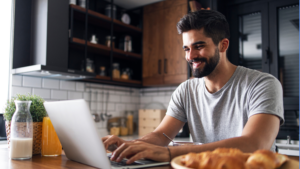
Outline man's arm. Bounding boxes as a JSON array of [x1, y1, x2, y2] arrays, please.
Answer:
[[169, 113, 280, 157], [111, 113, 280, 164]]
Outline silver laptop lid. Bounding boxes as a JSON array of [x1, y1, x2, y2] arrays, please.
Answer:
[[44, 99, 111, 169]]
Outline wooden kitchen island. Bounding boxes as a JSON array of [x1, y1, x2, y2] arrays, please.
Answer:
[[1, 148, 298, 169], [0, 148, 172, 169]]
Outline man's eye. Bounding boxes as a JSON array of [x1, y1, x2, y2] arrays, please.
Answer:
[[184, 48, 190, 52], [196, 45, 204, 49]]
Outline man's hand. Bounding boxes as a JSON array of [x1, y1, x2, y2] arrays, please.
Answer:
[[110, 141, 170, 164], [102, 135, 127, 152]]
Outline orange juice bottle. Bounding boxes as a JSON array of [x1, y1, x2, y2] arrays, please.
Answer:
[[41, 117, 62, 156]]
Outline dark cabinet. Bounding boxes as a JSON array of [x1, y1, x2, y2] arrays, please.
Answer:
[[226, 0, 299, 140], [142, 0, 188, 86]]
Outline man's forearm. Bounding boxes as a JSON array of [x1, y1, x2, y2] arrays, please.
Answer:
[[169, 136, 264, 158], [131, 132, 170, 146]]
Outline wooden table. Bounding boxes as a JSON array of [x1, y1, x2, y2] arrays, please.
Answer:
[[0, 148, 172, 169], [1, 148, 298, 169]]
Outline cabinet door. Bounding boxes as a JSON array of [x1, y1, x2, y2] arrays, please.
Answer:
[[228, 1, 269, 73], [163, 2, 188, 85], [269, 0, 299, 109], [142, 9, 164, 86]]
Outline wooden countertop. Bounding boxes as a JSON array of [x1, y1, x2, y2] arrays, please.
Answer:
[[0, 148, 172, 169], [1, 147, 298, 169]]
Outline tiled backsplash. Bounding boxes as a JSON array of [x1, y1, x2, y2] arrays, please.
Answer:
[[10, 75, 179, 132]]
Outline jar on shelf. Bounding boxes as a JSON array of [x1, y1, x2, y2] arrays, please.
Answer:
[[86, 59, 95, 73], [10, 101, 33, 160], [105, 36, 115, 48], [99, 66, 106, 76], [105, 4, 117, 19], [78, 0, 86, 8], [120, 118, 128, 136], [112, 63, 120, 79], [110, 122, 120, 136], [121, 69, 129, 80]]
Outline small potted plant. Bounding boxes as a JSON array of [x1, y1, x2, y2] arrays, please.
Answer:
[[4, 94, 47, 155]]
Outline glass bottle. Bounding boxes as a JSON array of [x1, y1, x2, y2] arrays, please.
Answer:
[[10, 101, 33, 160], [120, 118, 128, 136], [41, 117, 62, 156], [110, 122, 120, 136], [112, 63, 120, 79]]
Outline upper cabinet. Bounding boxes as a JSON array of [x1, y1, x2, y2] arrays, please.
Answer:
[[143, 0, 188, 86]]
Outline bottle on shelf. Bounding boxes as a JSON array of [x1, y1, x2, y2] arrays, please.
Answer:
[[112, 63, 120, 78]]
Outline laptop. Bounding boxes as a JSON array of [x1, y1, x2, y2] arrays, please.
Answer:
[[44, 99, 169, 169]]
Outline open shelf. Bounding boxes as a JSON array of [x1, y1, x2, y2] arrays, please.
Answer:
[[70, 4, 142, 35], [95, 75, 111, 80], [70, 37, 142, 59]]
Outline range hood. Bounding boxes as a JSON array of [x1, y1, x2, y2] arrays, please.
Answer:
[[12, 65, 94, 80], [12, 0, 93, 80]]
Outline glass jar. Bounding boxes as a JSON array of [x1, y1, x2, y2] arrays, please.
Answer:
[[121, 69, 129, 80], [112, 63, 120, 78], [110, 122, 120, 136], [126, 111, 134, 135], [105, 36, 115, 48], [10, 101, 33, 160], [99, 66, 106, 76], [86, 59, 95, 73], [105, 5, 117, 19], [120, 118, 128, 136], [41, 117, 62, 156]]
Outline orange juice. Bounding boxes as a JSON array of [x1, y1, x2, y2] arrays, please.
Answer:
[[41, 117, 62, 156]]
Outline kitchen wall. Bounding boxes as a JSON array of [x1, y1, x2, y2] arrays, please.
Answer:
[[11, 75, 178, 134]]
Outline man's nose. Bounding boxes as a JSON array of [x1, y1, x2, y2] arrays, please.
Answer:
[[186, 49, 198, 61]]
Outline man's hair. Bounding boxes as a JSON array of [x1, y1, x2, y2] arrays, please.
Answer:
[[177, 10, 230, 46]]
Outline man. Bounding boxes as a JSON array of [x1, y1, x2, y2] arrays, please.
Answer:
[[102, 10, 284, 164]]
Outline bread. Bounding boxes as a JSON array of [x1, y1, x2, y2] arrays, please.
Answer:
[[180, 148, 289, 169]]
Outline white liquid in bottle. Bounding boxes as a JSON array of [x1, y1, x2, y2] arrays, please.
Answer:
[[10, 138, 33, 159]]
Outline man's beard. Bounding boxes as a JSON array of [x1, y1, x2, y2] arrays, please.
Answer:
[[188, 48, 220, 78]]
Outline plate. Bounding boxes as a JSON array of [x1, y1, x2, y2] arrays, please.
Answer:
[[171, 155, 193, 169], [171, 154, 299, 169]]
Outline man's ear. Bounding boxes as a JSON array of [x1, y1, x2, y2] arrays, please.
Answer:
[[219, 38, 229, 52]]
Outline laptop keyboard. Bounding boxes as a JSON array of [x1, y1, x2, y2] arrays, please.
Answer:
[[108, 156, 142, 167]]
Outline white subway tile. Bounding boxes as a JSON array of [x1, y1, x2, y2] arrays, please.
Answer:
[[115, 103, 126, 113], [121, 96, 131, 103], [125, 103, 136, 111], [68, 91, 83, 100], [33, 88, 51, 99], [97, 102, 105, 111], [11, 86, 31, 97], [60, 81, 76, 91], [131, 96, 140, 103], [91, 92, 98, 101], [107, 103, 115, 111], [91, 102, 97, 110], [12, 75, 22, 86], [83, 92, 91, 101], [163, 103, 169, 109], [23, 76, 42, 88], [139, 104, 145, 109], [51, 90, 67, 100], [42, 79, 60, 89], [153, 96, 165, 103], [76, 82, 85, 91], [140, 96, 152, 104], [108, 95, 121, 102], [164, 96, 172, 103]]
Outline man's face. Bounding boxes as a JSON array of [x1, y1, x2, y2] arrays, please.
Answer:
[[182, 29, 220, 78]]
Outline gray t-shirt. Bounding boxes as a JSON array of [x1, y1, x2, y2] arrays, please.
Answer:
[[166, 66, 284, 152]]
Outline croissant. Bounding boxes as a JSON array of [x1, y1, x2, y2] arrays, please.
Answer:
[[180, 148, 289, 169]]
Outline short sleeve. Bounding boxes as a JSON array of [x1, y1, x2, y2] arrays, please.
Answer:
[[166, 82, 188, 122], [248, 74, 285, 125]]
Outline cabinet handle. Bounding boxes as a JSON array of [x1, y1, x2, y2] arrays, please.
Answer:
[[264, 47, 270, 64], [158, 59, 161, 74], [164, 59, 167, 74]]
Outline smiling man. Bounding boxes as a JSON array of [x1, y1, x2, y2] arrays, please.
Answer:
[[102, 10, 284, 164]]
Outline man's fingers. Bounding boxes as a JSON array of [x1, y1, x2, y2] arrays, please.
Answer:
[[126, 152, 147, 164], [111, 143, 130, 161]]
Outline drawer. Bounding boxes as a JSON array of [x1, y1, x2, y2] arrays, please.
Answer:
[[139, 118, 161, 127], [139, 109, 166, 119], [139, 126, 156, 136]]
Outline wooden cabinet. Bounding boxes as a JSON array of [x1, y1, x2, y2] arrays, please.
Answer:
[[143, 0, 188, 86], [139, 109, 166, 136]]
